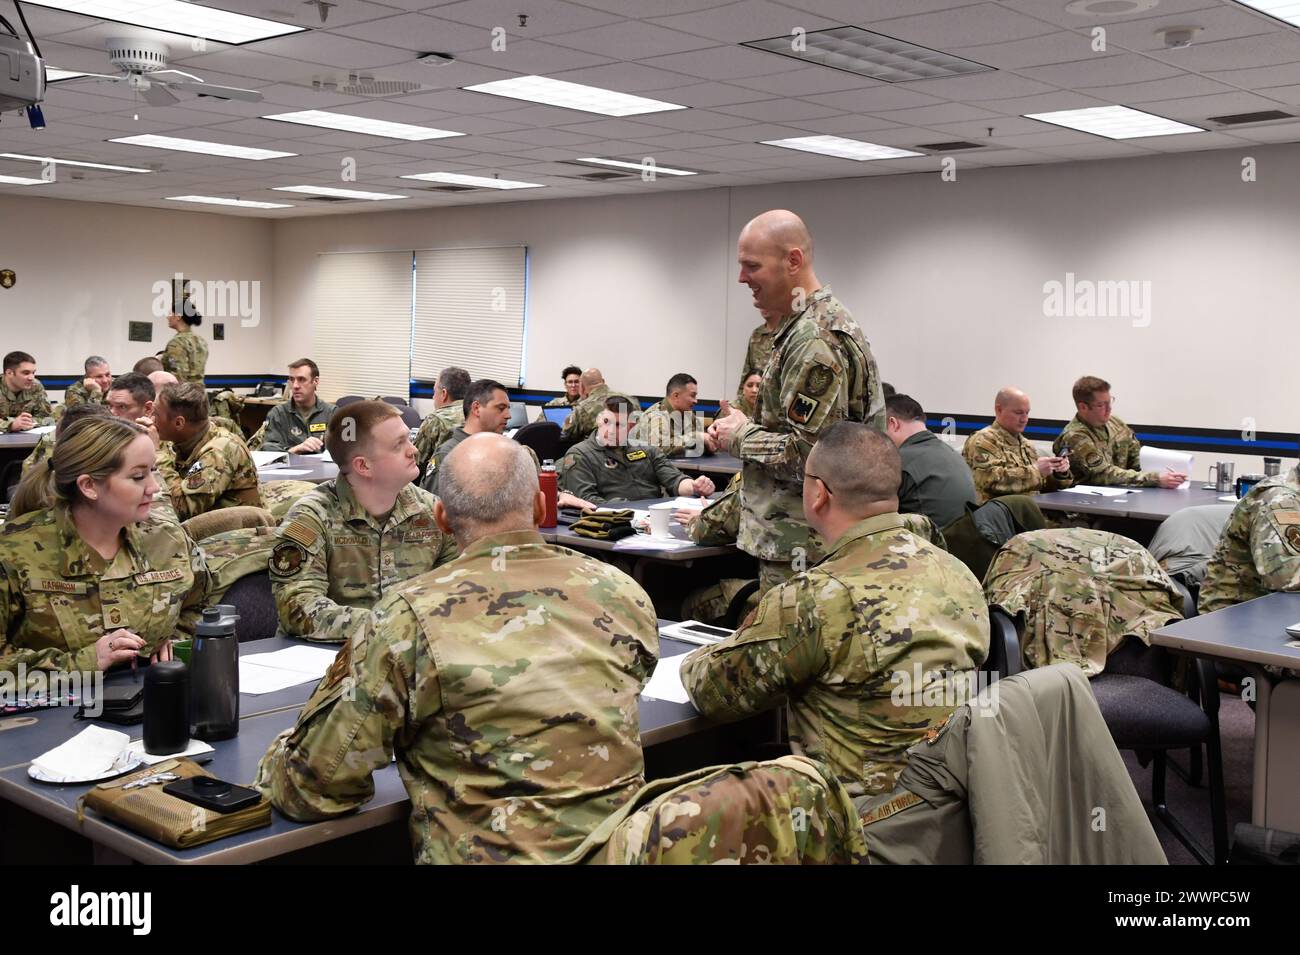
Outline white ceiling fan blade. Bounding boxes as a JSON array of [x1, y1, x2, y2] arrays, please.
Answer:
[[162, 80, 264, 103], [142, 83, 179, 106]]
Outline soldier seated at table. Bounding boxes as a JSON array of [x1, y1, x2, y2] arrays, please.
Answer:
[[0, 350, 55, 433], [258, 358, 336, 454], [962, 387, 1072, 503], [1199, 462, 1300, 615], [60, 355, 112, 413], [1053, 376, 1185, 488], [20, 402, 109, 479], [0, 416, 209, 676], [629, 372, 716, 458], [681, 423, 989, 798], [271, 400, 458, 643], [414, 366, 470, 479], [152, 383, 262, 520], [560, 398, 714, 507]]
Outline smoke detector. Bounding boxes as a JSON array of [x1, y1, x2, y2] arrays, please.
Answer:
[[1157, 26, 1202, 49], [1065, 0, 1159, 15]]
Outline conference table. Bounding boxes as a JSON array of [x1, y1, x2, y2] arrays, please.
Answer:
[[257, 453, 338, 484], [0, 629, 723, 864], [674, 452, 742, 477], [1033, 484, 1230, 521], [1150, 593, 1300, 834]]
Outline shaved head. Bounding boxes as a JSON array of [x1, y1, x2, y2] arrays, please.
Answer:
[[438, 432, 540, 542], [149, 370, 178, 392], [993, 387, 1032, 434], [994, 387, 1026, 409], [580, 368, 605, 389], [739, 209, 814, 264], [808, 422, 900, 512]]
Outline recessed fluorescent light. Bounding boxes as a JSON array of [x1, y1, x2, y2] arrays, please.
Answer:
[[1234, 0, 1300, 29], [273, 185, 407, 200], [45, 67, 87, 82], [574, 157, 696, 176], [1024, 105, 1204, 139], [24, 0, 303, 44], [1, 152, 150, 173], [761, 135, 923, 161], [463, 76, 685, 117], [167, 195, 293, 209], [744, 26, 991, 84], [262, 110, 464, 142], [0, 175, 51, 186], [399, 172, 544, 190], [110, 134, 297, 160]]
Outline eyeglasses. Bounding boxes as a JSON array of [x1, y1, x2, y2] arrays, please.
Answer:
[[1088, 397, 1115, 410], [804, 471, 834, 495]]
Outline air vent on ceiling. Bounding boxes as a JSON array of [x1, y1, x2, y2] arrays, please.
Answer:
[[416, 184, 477, 192], [310, 74, 422, 97], [302, 195, 353, 202], [1206, 110, 1294, 126], [556, 162, 638, 181], [914, 141, 985, 152]]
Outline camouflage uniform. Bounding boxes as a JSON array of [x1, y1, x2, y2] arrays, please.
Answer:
[[629, 398, 705, 458], [962, 422, 1074, 503], [414, 405, 465, 476], [1199, 467, 1300, 615], [161, 328, 208, 385], [257, 529, 659, 864], [729, 312, 845, 580], [0, 503, 209, 674], [1053, 415, 1159, 486], [0, 381, 55, 431], [984, 527, 1183, 676], [258, 479, 317, 523], [19, 431, 54, 478], [61, 380, 104, 412], [424, 428, 539, 492], [246, 421, 267, 452], [208, 390, 247, 429], [200, 525, 277, 601], [543, 394, 580, 409], [681, 513, 989, 797], [734, 322, 775, 404], [559, 434, 687, 506], [259, 398, 336, 453], [561, 384, 638, 444], [270, 478, 458, 643], [800, 286, 886, 431], [679, 475, 752, 624], [156, 421, 262, 521], [736, 393, 757, 418]]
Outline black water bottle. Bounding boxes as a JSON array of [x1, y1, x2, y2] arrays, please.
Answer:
[[143, 660, 189, 755], [190, 605, 241, 741]]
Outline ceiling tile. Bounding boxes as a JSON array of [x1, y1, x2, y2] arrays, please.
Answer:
[[433, 0, 623, 35], [872, 2, 1058, 47], [339, 13, 495, 52], [894, 71, 1059, 101], [650, 1, 839, 43], [1017, 54, 1183, 88], [949, 31, 1098, 70], [711, 98, 844, 121], [803, 86, 946, 112], [998, 0, 1224, 30], [638, 44, 806, 80], [454, 38, 615, 72], [1149, 32, 1300, 71], [733, 66, 886, 97]]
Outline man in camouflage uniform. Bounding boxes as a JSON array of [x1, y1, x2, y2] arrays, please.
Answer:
[[1199, 465, 1300, 615], [561, 398, 714, 507], [60, 356, 112, 413], [710, 211, 877, 593], [984, 527, 1183, 676], [413, 366, 470, 477], [682, 424, 989, 798], [260, 359, 337, 454], [561, 368, 637, 445], [271, 400, 458, 643], [0, 351, 55, 432], [153, 382, 262, 520], [257, 434, 661, 863], [962, 387, 1073, 503], [20, 403, 109, 479], [630, 372, 715, 458], [161, 311, 208, 385], [544, 365, 583, 408], [677, 473, 754, 623], [734, 320, 775, 406], [1053, 375, 1186, 488], [423, 379, 529, 488]]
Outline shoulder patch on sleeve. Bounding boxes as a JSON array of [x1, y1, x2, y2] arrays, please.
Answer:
[[270, 539, 308, 578], [281, 519, 320, 548], [788, 393, 819, 425], [803, 362, 834, 397]]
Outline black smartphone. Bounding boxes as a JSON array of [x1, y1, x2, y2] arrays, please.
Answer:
[[163, 776, 262, 814]]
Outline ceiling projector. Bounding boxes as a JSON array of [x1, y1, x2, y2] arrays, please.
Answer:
[[0, 33, 44, 113]]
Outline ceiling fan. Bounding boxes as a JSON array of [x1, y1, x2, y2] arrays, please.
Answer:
[[69, 37, 263, 105]]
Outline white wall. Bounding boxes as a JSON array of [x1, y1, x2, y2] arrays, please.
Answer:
[[0, 194, 274, 387]]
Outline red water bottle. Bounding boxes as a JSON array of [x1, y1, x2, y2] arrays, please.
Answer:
[[539, 461, 558, 528]]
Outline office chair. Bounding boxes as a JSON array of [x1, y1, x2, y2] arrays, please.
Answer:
[[513, 421, 563, 464], [223, 572, 280, 643]]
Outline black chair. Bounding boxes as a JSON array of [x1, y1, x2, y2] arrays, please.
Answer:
[[381, 396, 409, 407], [396, 405, 421, 429], [513, 420, 563, 464], [335, 395, 365, 408], [981, 606, 1023, 684], [721, 580, 761, 629], [222, 572, 279, 643]]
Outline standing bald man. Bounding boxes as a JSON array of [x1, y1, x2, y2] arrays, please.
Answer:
[[710, 210, 885, 592], [962, 387, 1073, 502]]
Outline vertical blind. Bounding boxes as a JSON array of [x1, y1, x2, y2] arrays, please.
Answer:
[[411, 246, 528, 387], [312, 251, 413, 401]]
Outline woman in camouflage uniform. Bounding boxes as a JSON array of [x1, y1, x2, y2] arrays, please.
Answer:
[[1, 417, 208, 674], [161, 310, 209, 386]]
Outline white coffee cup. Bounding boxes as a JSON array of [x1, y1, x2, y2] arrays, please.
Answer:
[[647, 502, 676, 539]]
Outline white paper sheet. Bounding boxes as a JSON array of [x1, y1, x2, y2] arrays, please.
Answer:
[[28, 425, 55, 435], [641, 654, 692, 705], [258, 468, 313, 478], [126, 737, 215, 765], [670, 497, 708, 510], [614, 535, 695, 551], [32, 725, 131, 781], [1057, 485, 1135, 498], [252, 450, 289, 469], [1140, 446, 1194, 490], [239, 645, 339, 695]]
